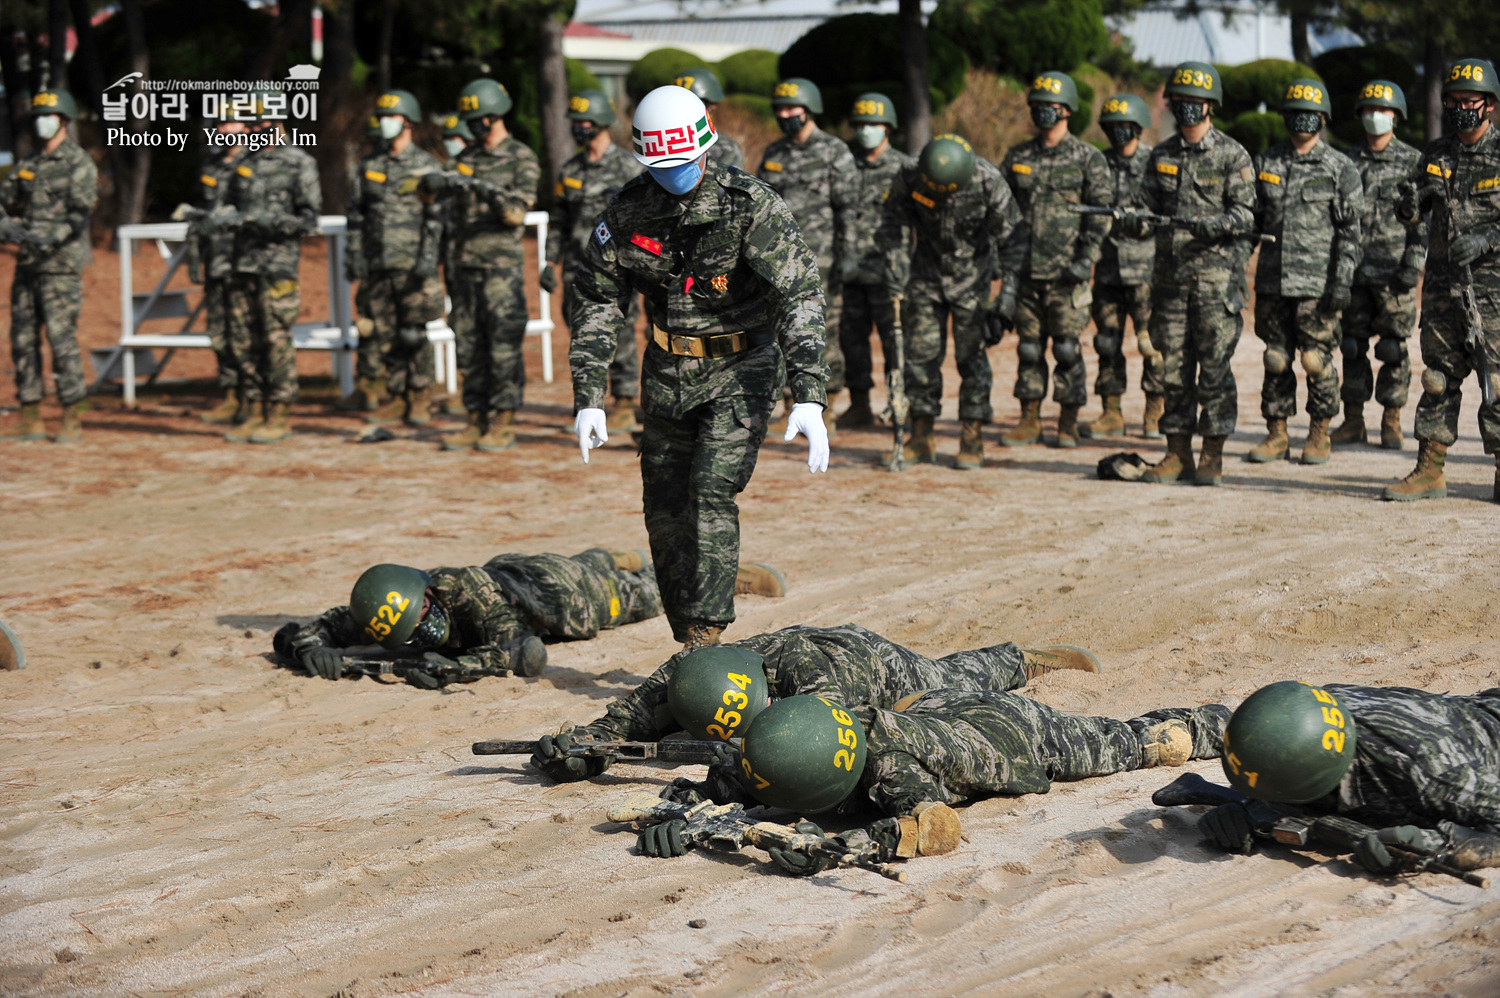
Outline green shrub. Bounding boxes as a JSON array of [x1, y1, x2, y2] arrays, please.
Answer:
[[1225, 110, 1288, 154], [718, 49, 780, 97], [723, 93, 773, 119], [626, 47, 706, 104], [931, 0, 1108, 84], [1215, 59, 1318, 119], [566, 57, 601, 94], [1311, 44, 1422, 148]]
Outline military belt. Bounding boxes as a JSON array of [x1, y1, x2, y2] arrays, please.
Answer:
[[652, 325, 747, 359]]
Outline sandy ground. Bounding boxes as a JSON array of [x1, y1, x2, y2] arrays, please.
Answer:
[[2, 239, 1500, 998]]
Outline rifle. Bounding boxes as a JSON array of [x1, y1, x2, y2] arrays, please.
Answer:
[[472, 738, 731, 767], [886, 293, 910, 472], [0, 218, 43, 250], [341, 654, 468, 687], [1068, 204, 1277, 244], [170, 202, 241, 236], [1460, 263, 1497, 407], [606, 790, 908, 882], [1153, 772, 1490, 888]]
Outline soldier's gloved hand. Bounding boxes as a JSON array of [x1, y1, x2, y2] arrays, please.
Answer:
[[1199, 802, 1255, 853], [767, 821, 835, 877], [1120, 212, 1155, 239], [1062, 255, 1094, 285], [530, 725, 610, 782], [1319, 284, 1352, 317], [1451, 231, 1494, 268], [200, 205, 241, 236], [1394, 184, 1427, 226], [637, 819, 691, 857], [1189, 215, 1231, 241], [538, 264, 559, 294], [659, 778, 709, 806], [994, 280, 1018, 322], [1353, 825, 1445, 874], [574, 407, 608, 464], [1389, 265, 1421, 293], [785, 402, 830, 473], [300, 647, 345, 680], [982, 299, 1008, 347]]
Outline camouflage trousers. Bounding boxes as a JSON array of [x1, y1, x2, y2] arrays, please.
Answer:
[[483, 548, 663, 641], [839, 282, 897, 394], [450, 267, 528, 415], [1091, 281, 1162, 398], [821, 266, 845, 395], [1340, 282, 1416, 410], [358, 270, 442, 397], [563, 281, 640, 400], [1014, 276, 1090, 406], [1255, 295, 1341, 421], [1414, 286, 1500, 453], [903, 282, 992, 421], [1149, 279, 1242, 438], [9, 269, 85, 406], [203, 277, 237, 390], [227, 274, 300, 404], [641, 394, 774, 640]]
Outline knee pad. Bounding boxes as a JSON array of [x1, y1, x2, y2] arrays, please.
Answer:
[[1263, 347, 1289, 375], [1421, 368, 1447, 396], [1053, 338, 1080, 365], [1017, 339, 1043, 364], [1340, 335, 1362, 359], [1300, 348, 1327, 377], [1373, 337, 1406, 365], [1094, 332, 1120, 358]]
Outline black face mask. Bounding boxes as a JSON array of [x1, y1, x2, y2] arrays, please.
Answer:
[[1445, 104, 1485, 133], [409, 603, 451, 650], [1030, 103, 1061, 129], [571, 122, 595, 146], [1284, 111, 1323, 136], [777, 112, 806, 136], [1170, 99, 1208, 127], [1103, 122, 1138, 149]]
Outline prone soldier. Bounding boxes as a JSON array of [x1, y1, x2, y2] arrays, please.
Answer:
[[674, 68, 744, 171], [189, 115, 250, 425]]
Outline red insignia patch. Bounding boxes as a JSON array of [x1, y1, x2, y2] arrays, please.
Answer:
[[711, 273, 728, 292], [631, 232, 663, 256]]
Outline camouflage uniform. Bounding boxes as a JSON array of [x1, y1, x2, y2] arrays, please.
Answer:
[[2, 137, 97, 406], [1139, 128, 1257, 438], [1094, 142, 1162, 398], [447, 137, 540, 415], [1343, 137, 1425, 410], [346, 141, 445, 397], [547, 142, 645, 401], [1001, 132, 1113, 405], [569, 161, 828, 640], [225, 142, 322, 404], [189, 149, 243, 391], [841, 144, 913, 394], [708, 132, 745, 171], [881, 158, 1025, 420], [758, 128, 858, 392], [1252, 141, 1364, 421], [277, 548, 663, 679]]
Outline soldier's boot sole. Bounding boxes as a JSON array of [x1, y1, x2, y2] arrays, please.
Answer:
[[1142, 435, 1196, 484], [249, 405, 294, 444], [735, 563, 787, 598], [892, 802, 964, 859], [200, 392, 241, 425], [611, 549, 650, 572], [225, 415, 266, 443], [1139, 719, 1194, 768], [1383, 441, 1449, 501], [440, 421, 484, 451], [1021, 645, 1102, 681], [1383, 480, 1448, 501], [1, 403, 46, 442], [1380, 407, 1404, 450], [510, 635, 547, 678]]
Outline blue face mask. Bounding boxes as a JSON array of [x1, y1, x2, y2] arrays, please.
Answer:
[[648, 157, 704, 196]]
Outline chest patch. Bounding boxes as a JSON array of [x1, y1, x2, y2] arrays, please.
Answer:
[[1427, 162, 1452, 179], [710, 273, 729, 292], [912, 190, 935, 208], [1476, 176, 1500, 193], [237, 165, 253, 178], [16, 169, 34, 180], [631, 232, 663, 256], [365, 169, 387, 183], [200, 174, 218, 187], [457, 162, 475, 176], [562, 176, 583, 189], [1011, 163, 1032, 175], [763, 161, 783, 173], [594, 220, 611, 245], [1258, 171, 1281, 185], [1156, 162, 1179, 176]]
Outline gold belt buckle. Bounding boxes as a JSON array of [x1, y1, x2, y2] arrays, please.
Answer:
[[671, 333, 706, 358]]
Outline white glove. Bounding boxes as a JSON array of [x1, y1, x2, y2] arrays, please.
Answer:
[[784, 401, 829, 473], [574, 407, 607, 463]]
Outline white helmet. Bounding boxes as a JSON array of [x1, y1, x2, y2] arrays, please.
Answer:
[[631, 85, 719, 167]]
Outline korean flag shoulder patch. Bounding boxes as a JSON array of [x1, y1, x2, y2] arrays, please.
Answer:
[[595, 220, 612, 246]]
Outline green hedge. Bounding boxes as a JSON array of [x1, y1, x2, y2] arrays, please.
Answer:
[[719, 49, 779, 97], [567, 57, 601, 94], [626, 47, 707, 104], [930, 0, 1107, 84], [1224, 110, 1288, 154], [1213, 59, 1319, 119]]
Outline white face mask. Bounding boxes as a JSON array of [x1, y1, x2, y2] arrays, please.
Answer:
[[443, 137, 466, 158], [856, 124, 887, 150], [379, 115, 405, 141], [1361, 109, 1395, 136], [34, 115, 60, 140]]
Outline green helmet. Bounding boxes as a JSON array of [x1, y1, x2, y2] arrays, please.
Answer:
[[567, 89, 616, 126], [374, 88, 421, 123], [1355, 79, 1408, 119], [674, 67, 725, 105], [1281, 78, 1331, 117], [365, 113, 383, 138], [850, 92, 897, 126], [772, 77, 823, 114], [918, 133, 977, 197], [1221, 681, 1357, 804], [440, 112, 473, 140], [667, 646, 769, 742], [458, 78, 512, 121], [29, 88, 79, 120], [349, 564, 430, 649], [1165, 61, 1224, 107], [740, 695, 867, 813], [1027, 71, 1079, 113], [1099, 93, 1152, 130], [1443, 58, 1500, 102]]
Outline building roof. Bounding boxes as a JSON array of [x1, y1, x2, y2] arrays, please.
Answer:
[[1111, 2, 1363, 68]]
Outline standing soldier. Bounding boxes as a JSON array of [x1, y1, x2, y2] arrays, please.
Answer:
[[837, 92, 912, 430], [999, 71, 1113, 449], [674, 68, 744, 171], [1127, 63, 1256, 485], [438, 111, 472, 416], [545, 89, 645, 434], [881, 134, 1023, 468], [339, 113, 388, 415], [423, 78, 539, 453], [568, 86, 830, 649], [1080, 94, 1162, 440], [345, 89, 445, 429], [190, 116, 249, 425], [1248, 80, 1363, 466], [220, 93, 322, 444], [1331, 81, 1425, 451], [0, 90, 97, 444], [440, 112, 471, 164], [759, 77, 857, 432], [1386, 58, 1500, 502]]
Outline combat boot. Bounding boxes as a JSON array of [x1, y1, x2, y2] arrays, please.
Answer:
[[1141, 393, 1164, 438], [836, 390, 875, 430], [441, 411, 485, 450], [1380, 407, 1404, 450], [999, 400, 1042, 447], [1301, 417, 1332, 465], [610, 549, 650, 572], [53, 401, 83, 444], [0, 403, 44, 442], [1247, 418, 1289, 463], [681, 623, 723, 650], [606, 396, 638, 433], [1330, 404, 1366, 445], [1382, 439, 1447, 501], [885, 413, 937, 465], [476, 410, 517, 452], [1054, 403, 1081, 448], [508, 635, 548, 678], [1080, 395, 1124, 438], [1138, 719, 1194, 768], [249, 403, 293, 443], [1142, 434, 1195, 484], [200, 389, 240, 425], [1021, 645, 1102, 681], [336, 377, 382, 412], [954, 419, 984, 470], [735, 562, 787, 597], [443, 383, 467, 416], [891, 802, 964, 859], [1195, 435, 1226, 487], [365, 393, 406, 425], [224, 401, 265, 442], [822, 396, 838, 439], [404, 387, 433, 427]]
